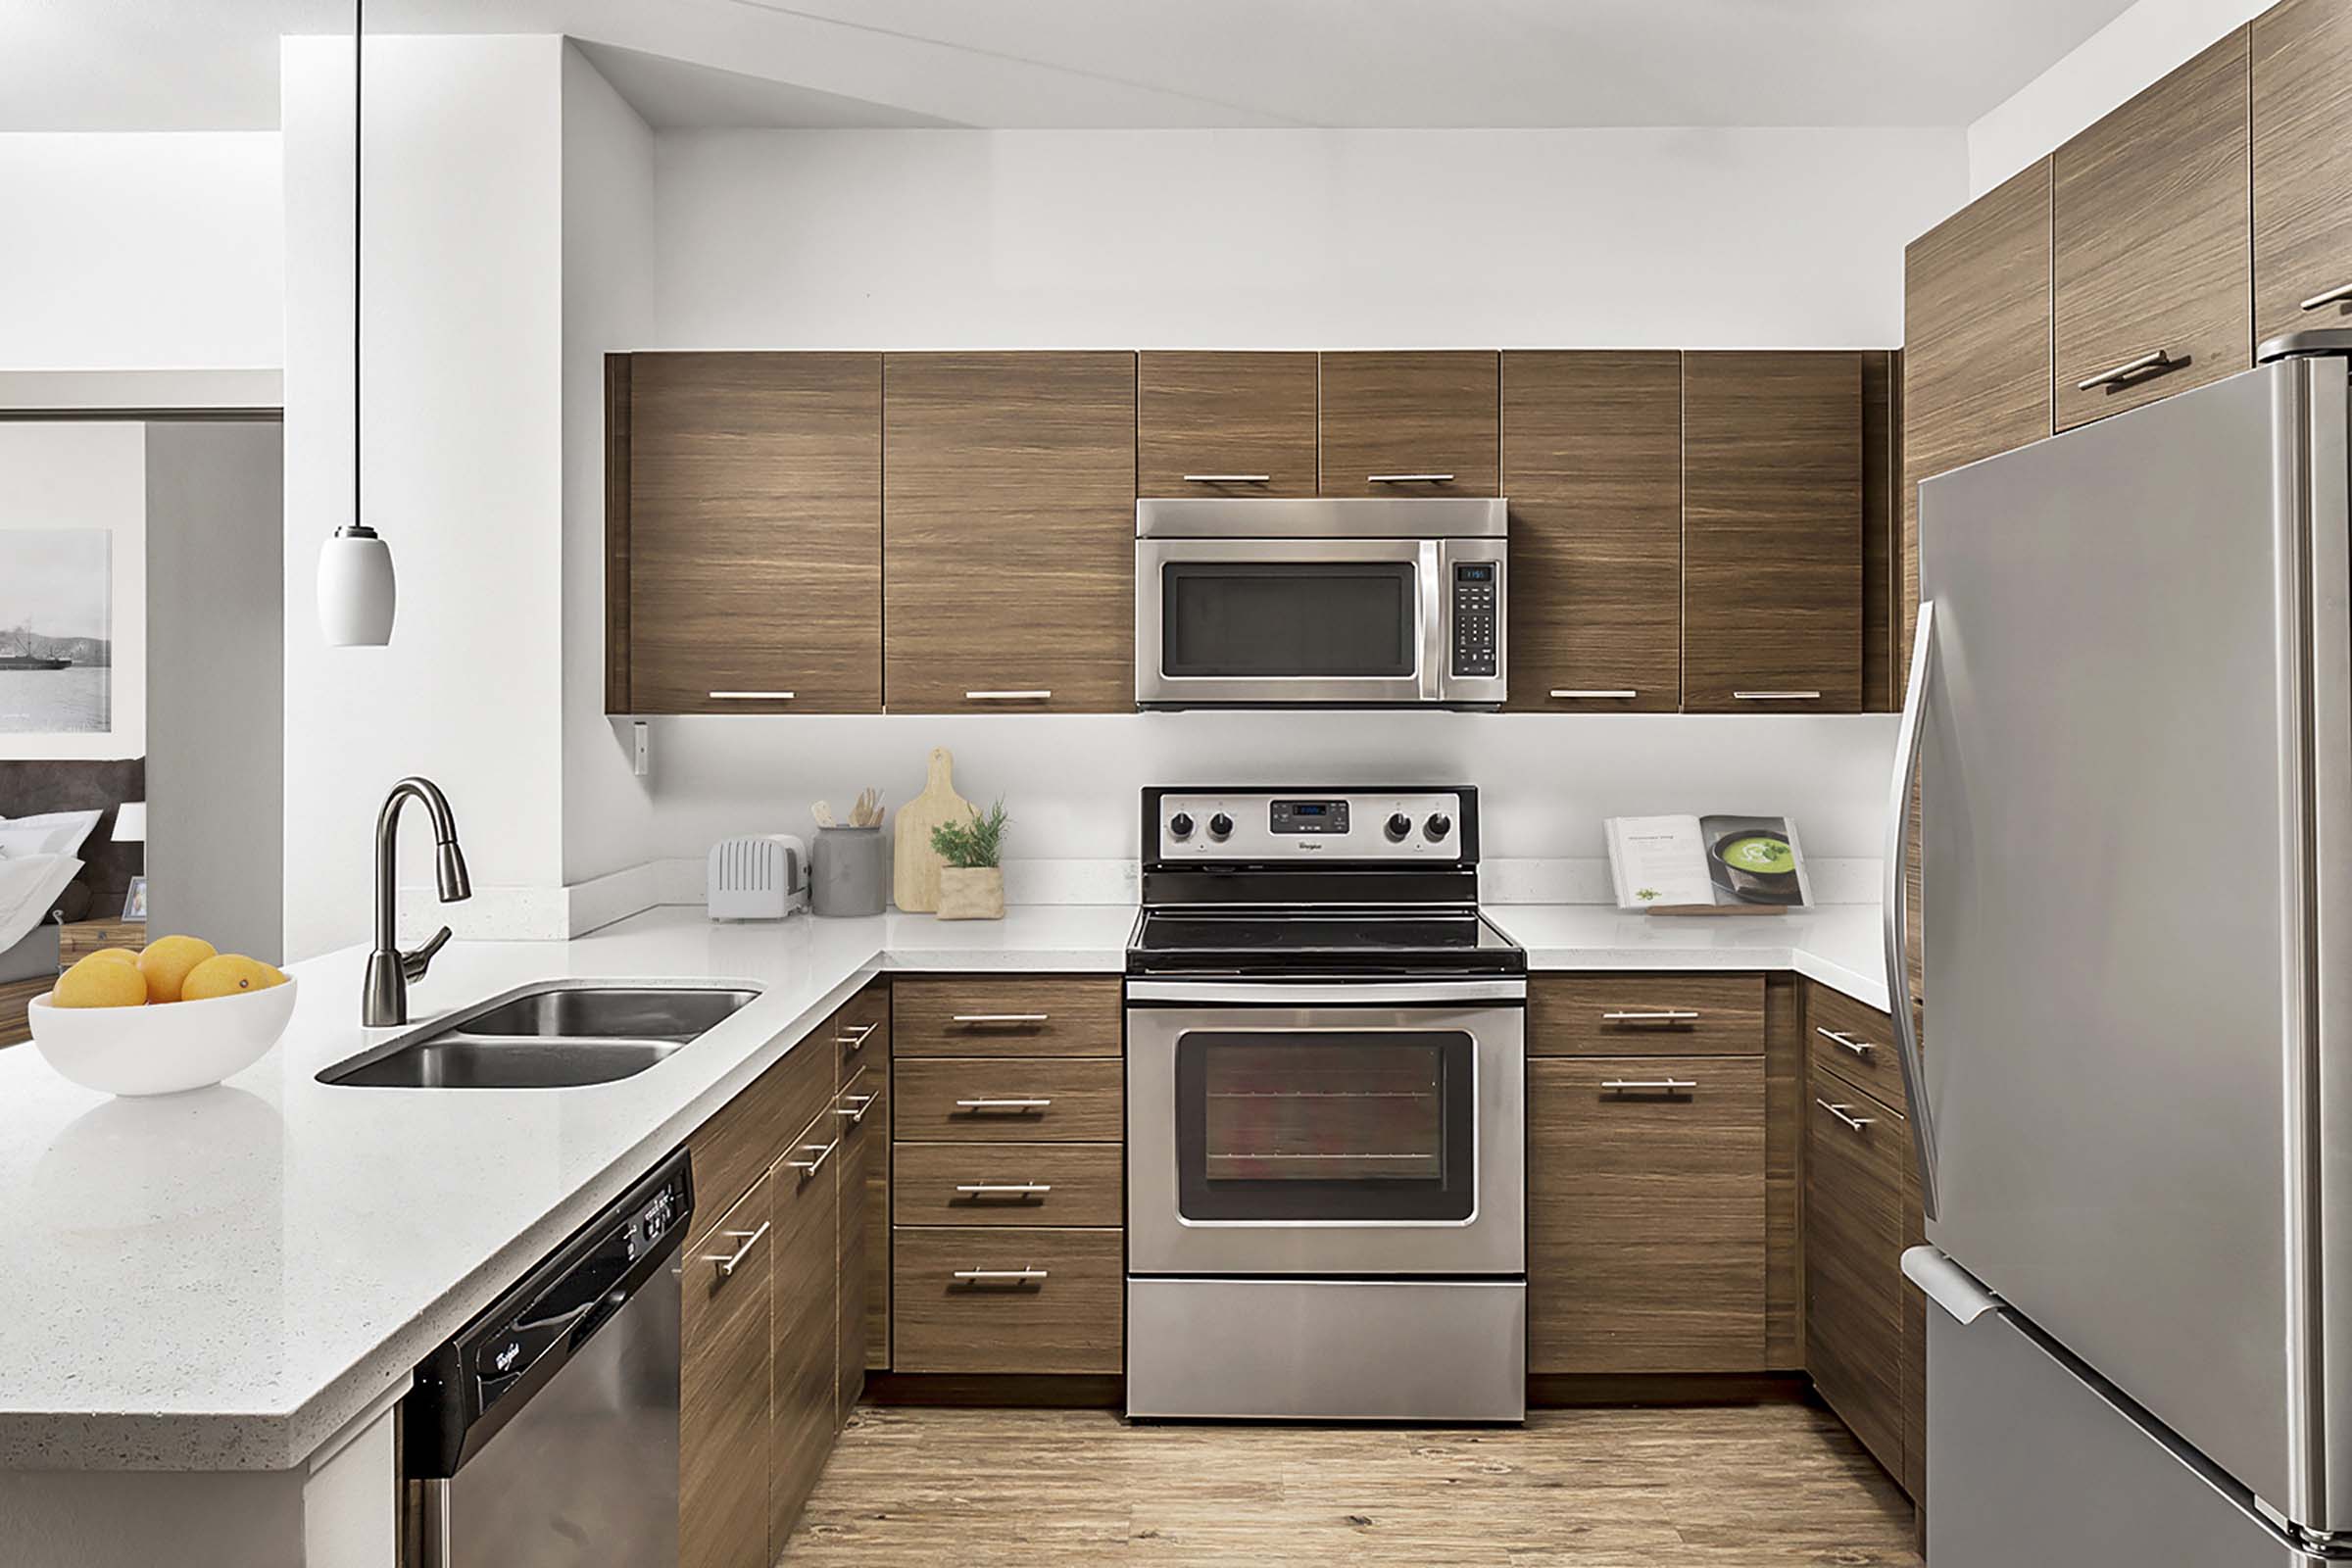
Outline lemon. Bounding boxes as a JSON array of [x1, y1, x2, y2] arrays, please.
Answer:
[[182, 954, 283, 1002], [137, 935, 219, 1004], [82, 948, 139, 966], [54, 954, 150, 1008]]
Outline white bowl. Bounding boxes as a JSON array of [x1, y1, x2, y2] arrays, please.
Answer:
[[29, 977, 299, 1097]]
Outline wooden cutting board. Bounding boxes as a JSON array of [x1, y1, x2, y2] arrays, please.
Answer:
[[893, 747, 976, 912]]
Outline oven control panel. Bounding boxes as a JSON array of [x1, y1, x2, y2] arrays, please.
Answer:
[[1154, 790, 1469, 861]]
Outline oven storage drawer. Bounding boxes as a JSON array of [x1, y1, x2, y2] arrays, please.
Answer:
[[891, 977, 1121, 1058], [1529, 975, 1766, 1056], [894, 1057, 1124, 1142], [892, 1143, 1123, 1228], [891, 1225, 1124, 1373]]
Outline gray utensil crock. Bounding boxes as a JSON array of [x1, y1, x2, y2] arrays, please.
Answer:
[[811, 826, 888, 916]]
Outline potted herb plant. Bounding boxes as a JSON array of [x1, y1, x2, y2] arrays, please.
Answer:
[[929, 798, 1008, 920]]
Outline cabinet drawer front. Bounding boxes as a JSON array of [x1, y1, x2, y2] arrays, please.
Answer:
[[1806, 1086, 1906, 1470], [834, 979, 890, 1079], [682, 1179, 772, 1568], [689, 1037, 833, 1244], [1528, 1056, 1768, 1374], [891, 1225, 1124, 1373], [1530, 975, 1766, 1055], [1806, 984, 1906, 1111], [893, 1143, 1123, 1228], [892, 976, 1121, 1057], [893, 1057, 1123, 1142]]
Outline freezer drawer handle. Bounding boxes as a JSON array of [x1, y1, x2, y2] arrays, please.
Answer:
[[2301, 283, 2352, 313], [1601, 1009, 1700, 1023], [1902, 1246, 2000, 1324], [953, 1267, 1049, 1286], [956, 1098, 1054, 1112], [1602, 1079, 1697, 1093], [703, 1222, 770, 1280], [2075, 349, 2181, 392], [1816, 1098, 1876, 1133], [1816, 1027, 1876, 1056], [952, 1013, 1052, 1025], [955, 1183, 1053, 1198]]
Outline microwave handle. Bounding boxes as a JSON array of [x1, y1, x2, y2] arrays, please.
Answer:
[[1420, 538, 1445, 702]]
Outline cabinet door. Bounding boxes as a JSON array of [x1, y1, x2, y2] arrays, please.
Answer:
[[1499, 352, 1683, 712], [1902, 1149, 1927, 1504], [681, 1179, 772, 1568], [1806, 1074, 1906, 1478], [768, 1111, 837, 1548], [1682, 353, 1862, 712], [1528, 1056, 1767, 1373], [882, 353, 1136, 712], [624, 353, 882, 714], [835, 1071, 878, 1424], [2256, 0, 2352, 344], [834, 983, 893, 1372], [1317, 352, 1499, 496], [2053, 27, 2251, 431], [1138, 351, 1318, 497]]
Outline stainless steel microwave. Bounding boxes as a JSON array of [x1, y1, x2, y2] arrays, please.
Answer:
[[1134, 497, 1507, 709]]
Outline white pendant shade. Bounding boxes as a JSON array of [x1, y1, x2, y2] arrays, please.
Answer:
[[318, 527, 396, 646]]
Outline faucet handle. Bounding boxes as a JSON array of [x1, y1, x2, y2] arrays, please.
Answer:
[[402, 925, 453, 982]]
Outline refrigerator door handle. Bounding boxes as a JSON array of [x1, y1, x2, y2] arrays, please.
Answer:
[[1886, 600, 1942, 1220], [1902, 1243, 1999, 1324]]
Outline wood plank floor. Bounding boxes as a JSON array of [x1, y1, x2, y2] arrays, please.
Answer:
[[780, 1401, 1921, 1565]]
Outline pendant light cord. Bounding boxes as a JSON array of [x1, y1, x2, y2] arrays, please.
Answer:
[[352, 0, 365, 538]]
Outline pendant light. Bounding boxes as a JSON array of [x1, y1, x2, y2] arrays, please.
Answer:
[[318, 0, 396, 646]]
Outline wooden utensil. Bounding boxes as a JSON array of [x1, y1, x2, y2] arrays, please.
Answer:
[[893, 748, 975, 912], [852, 788, 883, 828], [812, 800, 837, 829]]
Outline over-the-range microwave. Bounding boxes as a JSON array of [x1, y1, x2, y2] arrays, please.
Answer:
[[1134, 497, 1507, 709]]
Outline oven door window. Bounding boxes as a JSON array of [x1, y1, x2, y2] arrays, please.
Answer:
[[1173, 1031, 1474, 1221], [1159, 561, 1416, 678]]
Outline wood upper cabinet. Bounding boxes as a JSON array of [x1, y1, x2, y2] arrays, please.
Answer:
[[768, 1108, 837, 1549], [1499, 352, 1683, 711], [2255, 0, 2352, 345], [882, 353, 1137, 712], [681, 1179, 772, 1568], [1317, 352, 1499, 495], [617, 353, 882, 714], [1138, 352, 1318, 497], [2053, 27, 2251, 431], [1528, 1055, 1768, 1373], [1681, 353, 1863, 712]]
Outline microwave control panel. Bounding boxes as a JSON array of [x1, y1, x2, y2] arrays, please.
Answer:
[[1451, 564, 1497, 677]]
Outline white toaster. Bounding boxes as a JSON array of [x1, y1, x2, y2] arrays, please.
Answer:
[[707, 834, 809, 920]]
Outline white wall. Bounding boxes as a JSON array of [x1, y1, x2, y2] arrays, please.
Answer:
[[1968, 0, 2271, 196], [0, 133, 282, 372]]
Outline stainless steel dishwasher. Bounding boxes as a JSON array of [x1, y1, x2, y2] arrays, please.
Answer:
[[403, 1149, 693, 1568]]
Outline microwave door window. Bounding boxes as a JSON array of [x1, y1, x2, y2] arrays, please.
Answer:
[[1160, 562, 1415, 678]]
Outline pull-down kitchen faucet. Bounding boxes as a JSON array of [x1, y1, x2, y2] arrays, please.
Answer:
[[364, 776, 471, 1027]]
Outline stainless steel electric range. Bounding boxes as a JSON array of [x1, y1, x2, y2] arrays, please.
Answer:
[[1123, 786, 1528, 1423]]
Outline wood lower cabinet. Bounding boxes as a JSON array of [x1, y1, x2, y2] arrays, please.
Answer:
[[890, 1226, 1124, 1374], [1139, 351, 1319, 497], [890, 976, 1123, 1057], [832, 983, 893, 1374], [1499, 351, 1684, 711], [881, 353, 1137, 712], [2256, 0, 2352, 346], [1682, 352, 1863, 712], [1530, 974, 1767, 1056], [681, 1179, 774, 1568], [1317, 351, 1499, 496], [1528, 1055, 1768, 1373], [893, 1142, 1124, 1228], [2053, 27, 2251, 430], [892, 1056, 1124, 1142], [768, 1107, 837, 1548], [835, 1071, 879, 1425], [614, 352, 883, 714]]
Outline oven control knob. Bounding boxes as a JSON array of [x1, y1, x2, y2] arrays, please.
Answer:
[[1208, 812, 1234, 839], [1424, 812, 1453, 841], [1168, 812, 1195, 840], [1386, 812, 1413, 840]]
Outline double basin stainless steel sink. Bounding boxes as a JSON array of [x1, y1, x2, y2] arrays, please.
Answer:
[[318, 980, 760, 1089]]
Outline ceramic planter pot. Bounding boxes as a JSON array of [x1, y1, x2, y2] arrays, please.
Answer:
[[935, 865, 1004, 920]]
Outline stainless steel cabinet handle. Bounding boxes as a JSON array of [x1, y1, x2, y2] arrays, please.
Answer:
[[1182, 473, 1272, 483], [1601, 1009, 1700, 1023], [2302, 283, 2352, 313], [953, 1267, 1049, 1285], [1367, 472, 1455, 483], [709, 690, 794, 700], [1733, 690, 1822, 701], [955, 1097, 1053, 1111], [835, 1021, 878, 1053], [1602, 1078, 1698, 1092], [786, 1138, 840, 1177], [1817, 1099, 1876, 1133], [1816, 1027, 1876, 1056], [965, 690, 1052, 701], [2075, 349, 2180, 391], [952, 1013, 1051, 1025], [835, 1093, 878, 1124], [955, 1183, 1053, 1197], [1551, 688, 1638, 699], [703, 1221, 770, 1279]]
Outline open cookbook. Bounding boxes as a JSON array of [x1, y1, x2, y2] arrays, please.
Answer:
[[1604, 813, 1811, 913]]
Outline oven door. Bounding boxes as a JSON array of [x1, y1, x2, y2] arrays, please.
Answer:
[[1125, 980, 1525, 1276], [1136, 537, 1437, 706]]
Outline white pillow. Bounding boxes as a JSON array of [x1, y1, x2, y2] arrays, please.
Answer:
[[0, 808, 105, 860]]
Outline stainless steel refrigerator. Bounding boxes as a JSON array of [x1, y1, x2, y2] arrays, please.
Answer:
[[1896, 331, 2352, 1565]]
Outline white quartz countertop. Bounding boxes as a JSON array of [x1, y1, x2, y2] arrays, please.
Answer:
[[0, 900, 1887, 1472]]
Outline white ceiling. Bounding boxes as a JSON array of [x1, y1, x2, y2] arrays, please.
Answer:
[[3, 0, 2141, 133]]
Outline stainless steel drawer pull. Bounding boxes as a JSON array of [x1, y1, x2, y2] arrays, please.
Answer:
[[2075, 350, 2180, 391], [1602, 1078, 1698, 1092], [709, 690, 794, 700], [1551, 689, 1638, 699], [1367, 472, 1455, 483], [786, 1138, 840, 1177], [1182, 473, 1272, 483], [1733, 691, 1822, 701], [952, 1013, 1052, 1025], [835, 1093, 878, 1125], [703, 1222, 770, 1279], [1816, 1027, 1876, 1056], [956, 1097, 1053, 1111], [1601, 1009, 1701, 1023], [955, 1183, 1053, 1197], [1817, 1099, 1877, 1132], [836, 1021, 878, 1052], [965, 689, 1052, 701], [953, 1267, 1049, 1285], [2303, 283, 2352, 313]]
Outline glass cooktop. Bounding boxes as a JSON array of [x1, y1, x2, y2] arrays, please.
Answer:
[[1128, 907, 1526, 975]]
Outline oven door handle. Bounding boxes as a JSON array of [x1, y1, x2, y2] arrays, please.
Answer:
[[1124, 978, 1527, 1005]]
